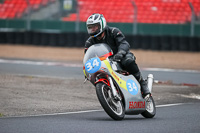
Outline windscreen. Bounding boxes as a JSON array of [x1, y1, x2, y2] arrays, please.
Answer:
[[83, 43, 113, 64]]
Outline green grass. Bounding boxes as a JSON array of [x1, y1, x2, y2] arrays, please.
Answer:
[[0, 113, 4, 117]]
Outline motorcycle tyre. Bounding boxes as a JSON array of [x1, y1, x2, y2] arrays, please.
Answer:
[[96, 82, 125, 120], [141, 96, 156, 118]]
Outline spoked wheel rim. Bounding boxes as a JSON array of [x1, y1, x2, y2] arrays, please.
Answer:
[[146, 98, 154, 113], [101, 84, 123, 116]]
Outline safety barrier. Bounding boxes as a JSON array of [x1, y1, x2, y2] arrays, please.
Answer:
[[0, 31, 199, 51]]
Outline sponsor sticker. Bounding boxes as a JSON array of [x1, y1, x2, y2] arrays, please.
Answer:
[[129, 101, 145, 109], [85, 57, 101, 73], [111, 71, 120, 81]]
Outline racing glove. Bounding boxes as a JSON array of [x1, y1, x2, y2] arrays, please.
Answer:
[[113, 50, 126, 61]]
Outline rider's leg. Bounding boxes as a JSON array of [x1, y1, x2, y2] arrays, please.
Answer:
[[133, 71, 150, 97], [121, 52, 150, 97]]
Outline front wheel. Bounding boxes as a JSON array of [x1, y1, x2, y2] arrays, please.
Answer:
[[141, 96, 156, 118], [96, 83, 125, 120]]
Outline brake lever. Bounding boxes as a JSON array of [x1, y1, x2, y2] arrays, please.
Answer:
[[112, 58, 121, 62], [109, 56, 121, 63]]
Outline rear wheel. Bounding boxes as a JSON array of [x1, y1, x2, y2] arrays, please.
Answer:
[[96, 82, 125, 120], [141, 96, 156, 118]]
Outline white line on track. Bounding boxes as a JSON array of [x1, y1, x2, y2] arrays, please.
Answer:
[[1, 58, 200, 73], [143, 68, 200, 73], [156, 103, 184, 108], [1, 103, 186, 118], [0, 59, 83, 67], [31, 109, 104, 117]]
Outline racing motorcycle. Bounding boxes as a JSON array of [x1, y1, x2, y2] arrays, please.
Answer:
[[83, 43, 156, 120]]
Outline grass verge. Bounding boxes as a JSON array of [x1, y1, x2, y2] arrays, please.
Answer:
[[0, 113, 4, 117]]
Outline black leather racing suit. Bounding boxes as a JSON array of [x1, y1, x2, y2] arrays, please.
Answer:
[[84, 26, 150, 96]]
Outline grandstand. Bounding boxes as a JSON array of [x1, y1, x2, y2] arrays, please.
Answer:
[[0, 0, 199, 24], [0, 0, 55, 19], [62, 0, 200, 24]]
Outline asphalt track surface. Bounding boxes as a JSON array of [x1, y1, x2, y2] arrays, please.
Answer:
[[0, 59, 200, 133], [1, 103, 200, 133], [0, 58, 200, 85]]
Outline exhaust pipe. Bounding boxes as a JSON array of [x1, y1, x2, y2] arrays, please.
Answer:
[[147, 74, 154, 93]]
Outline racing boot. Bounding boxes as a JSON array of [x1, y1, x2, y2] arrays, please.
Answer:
[[133, 71, 151, 98]]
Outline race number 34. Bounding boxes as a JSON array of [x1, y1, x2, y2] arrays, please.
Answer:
[[85, 57, 101, 73], [126, 79, 138, 95]]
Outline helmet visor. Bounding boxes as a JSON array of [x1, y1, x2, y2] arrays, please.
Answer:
[[87, 23, 101, 36]]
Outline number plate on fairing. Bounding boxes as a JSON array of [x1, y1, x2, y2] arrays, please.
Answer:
[[85, 57, 101, 73], [126, 79, 138, 95]]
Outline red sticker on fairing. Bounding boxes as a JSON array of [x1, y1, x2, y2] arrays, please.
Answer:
[[129, 101, 145, 109]]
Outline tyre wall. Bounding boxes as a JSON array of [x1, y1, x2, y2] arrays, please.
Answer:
[[0, 31, 200, 51]]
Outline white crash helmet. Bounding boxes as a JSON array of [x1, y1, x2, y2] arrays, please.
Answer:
[[86, 13, 107, 38]]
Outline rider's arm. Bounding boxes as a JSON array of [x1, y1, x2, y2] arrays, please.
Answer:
[[84, 37, 93, 53], [112, 28, 130, 53]]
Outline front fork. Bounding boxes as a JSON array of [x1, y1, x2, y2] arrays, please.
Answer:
[[95, 75, 121, 101], [108, 77, 121, 101]]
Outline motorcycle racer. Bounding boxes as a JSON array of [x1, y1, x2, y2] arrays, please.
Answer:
[[84, 13, 150, 99]]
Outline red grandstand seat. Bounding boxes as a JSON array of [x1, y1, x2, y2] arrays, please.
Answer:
[[0, 0, 54, 19], [2, 0, 197, 23]]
